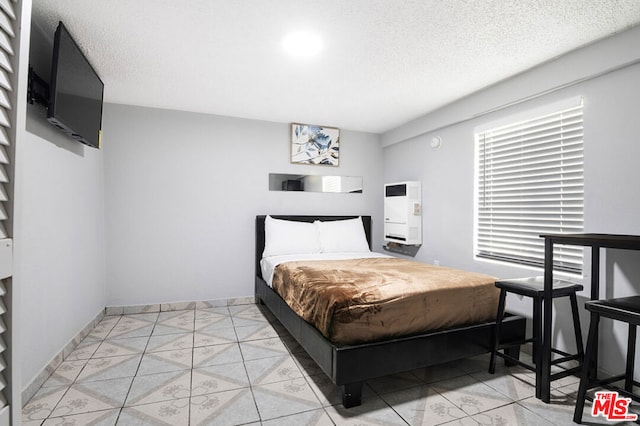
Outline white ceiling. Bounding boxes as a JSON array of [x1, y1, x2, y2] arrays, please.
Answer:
[[31, 0, 640, 134]]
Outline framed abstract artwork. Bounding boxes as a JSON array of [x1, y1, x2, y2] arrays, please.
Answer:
[[290, 123, 340, 166]]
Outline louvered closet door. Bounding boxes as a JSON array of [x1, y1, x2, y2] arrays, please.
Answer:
[[0, 0, 18, 424]]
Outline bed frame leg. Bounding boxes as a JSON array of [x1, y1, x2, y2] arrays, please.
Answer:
[[341, 382, 363, 408], [504, 345, 521, 366]]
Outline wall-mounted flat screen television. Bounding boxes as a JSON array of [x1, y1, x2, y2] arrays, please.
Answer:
[[47, 22, 104, 149]]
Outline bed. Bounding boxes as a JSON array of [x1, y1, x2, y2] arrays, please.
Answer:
[[254, 215, 526, 408]]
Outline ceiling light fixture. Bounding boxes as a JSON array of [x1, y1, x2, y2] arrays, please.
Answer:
[[282, 31, 323, 58]]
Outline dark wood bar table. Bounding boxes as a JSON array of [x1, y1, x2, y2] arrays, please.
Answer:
[[539, 233, 640, 403]]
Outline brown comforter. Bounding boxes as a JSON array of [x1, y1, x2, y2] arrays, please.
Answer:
[[272, 257, 499, 344]]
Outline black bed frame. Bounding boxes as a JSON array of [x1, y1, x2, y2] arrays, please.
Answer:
[[254, 215, 526, 408]]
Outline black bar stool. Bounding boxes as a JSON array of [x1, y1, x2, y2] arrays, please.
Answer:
[[489, 276, 584, 400], [573, 296, 640, 424]]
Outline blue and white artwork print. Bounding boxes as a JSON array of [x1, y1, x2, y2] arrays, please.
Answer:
[[290, 123, 340, 166]]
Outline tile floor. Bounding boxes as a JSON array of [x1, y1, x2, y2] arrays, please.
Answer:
[[21, 303, 638, 425]]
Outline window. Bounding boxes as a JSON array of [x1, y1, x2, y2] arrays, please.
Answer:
[[474, 100, 584, 273]]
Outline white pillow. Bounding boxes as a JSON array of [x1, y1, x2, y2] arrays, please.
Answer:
[[316, 217, 371, 253], [262, 216, 320, 257]]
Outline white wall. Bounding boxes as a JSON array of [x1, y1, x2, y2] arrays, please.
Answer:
[[382, 27, 640, 376], [15, 105, 106, 389], [102, 104, 383, 307], [14, 18, 107, 391], [382, 26, 640, 148]]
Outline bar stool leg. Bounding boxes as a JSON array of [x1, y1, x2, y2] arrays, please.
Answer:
[[489, 289, 507, 374], [625, 324, 636, 393], [569, 293, 584, 360], [533, 296, 543, 399], [574, 311, 600, 424]]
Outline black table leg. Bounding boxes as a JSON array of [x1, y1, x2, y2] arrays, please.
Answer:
[[590, 246, 600, 378], [541, 238, 553, 403]]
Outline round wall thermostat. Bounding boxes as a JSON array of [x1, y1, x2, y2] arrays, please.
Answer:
[[430, 136, 442, 149]]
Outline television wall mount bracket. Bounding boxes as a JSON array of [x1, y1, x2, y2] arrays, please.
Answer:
[[27, 66, 50, 108]]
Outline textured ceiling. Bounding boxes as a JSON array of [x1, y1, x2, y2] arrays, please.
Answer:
[[31, 0, 640, 134]]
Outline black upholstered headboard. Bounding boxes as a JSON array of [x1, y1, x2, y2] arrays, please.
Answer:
[[255, 215, 372, 280]]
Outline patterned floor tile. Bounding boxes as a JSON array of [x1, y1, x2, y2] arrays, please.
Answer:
[[191, 362, 250, 396], [196, 305, 230, 315], [230, 305, 273, 325], [125, 370, 191, 407], [123, 304, 160, 315], [227, 297, 255, 306], [108, 325, 155, 340], [193, 324, 237, 347], [252, 377, 323, 420], [50, 377, 133, 417], [550, 371, 581, 390], [192, 343, 243, 367], [137, 349, 193, 375], [93, 336, 149, 358], [471, 402, 555, 425], [194, 315, 235, 330], [470, 367, 536, 401], [239, 337, 289, 360], [123, 313, 161, 322], [439, 417, 480, 425], [22, 421, 45, 426], [261, 408, 334, 426], [190, 388, 260, 425], [235, 322, 280, 341], [146, 333, 194, 352], [195, 308, 233, 330], [162, 302, 197, 311], [41, 408, 120, 426], [228, 304, 264, 317], [26, 305, 596, 426], [157, 309, 195, 322], [244, 354, 303, 385], [279, 333, 304, 354], [554, 381, 580, 399], [366, 371, 424, 395], [431, 375, 514, 416], [291, 351, 326, 377], [75, 355, 142, 383], [65, 339, 102, 361], [517, 391, 582, 425], [232, 315, 272, 328], [195, 299, 228, 309], [22, 385, 70, 421], [41, 360, 87, 387], [87, 316, 121, 340], [152, 311, 195, 335], [325, 394, 408, 425], [107, 315, 157, 339], [118, 397, 190, 425], [195, 307, 230, 317], [456, 353, 493, 374], [382, 384, 468, 425], [304, 374, 376, 407]]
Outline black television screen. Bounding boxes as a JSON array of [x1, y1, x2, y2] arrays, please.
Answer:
[[47, 22, 104, 149]]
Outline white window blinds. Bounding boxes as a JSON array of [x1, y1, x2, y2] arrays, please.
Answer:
[[475, 101, 584, 273]]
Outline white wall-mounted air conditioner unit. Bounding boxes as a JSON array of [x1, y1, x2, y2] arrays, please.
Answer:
[[384, 181, 421, 245]]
